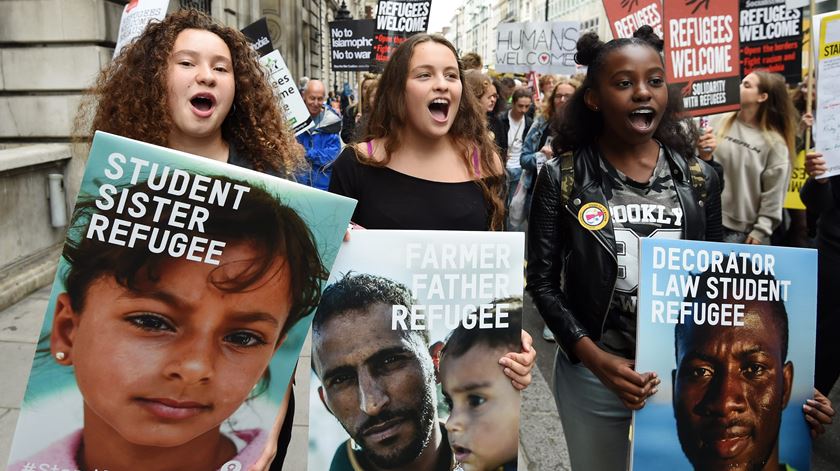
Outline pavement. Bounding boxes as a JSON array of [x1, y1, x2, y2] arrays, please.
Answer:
[[1, 286, 836, 470]]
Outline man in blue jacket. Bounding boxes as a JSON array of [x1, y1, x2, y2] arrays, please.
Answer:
[[297, 79, 342, 190]]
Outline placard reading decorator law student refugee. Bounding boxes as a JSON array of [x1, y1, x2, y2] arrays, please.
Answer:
[[631, 239, 816, 471], [664, 0, 740, 116]]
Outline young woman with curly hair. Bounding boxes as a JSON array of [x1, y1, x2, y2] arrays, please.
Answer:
[[328, 33, 507, 231], [77, 9, 305, 178], [74, 10, 306, 470]]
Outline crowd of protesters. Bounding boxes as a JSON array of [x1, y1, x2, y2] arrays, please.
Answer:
[[61, 8, 839, 470]]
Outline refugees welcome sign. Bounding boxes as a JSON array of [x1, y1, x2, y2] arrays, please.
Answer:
[[665, 0, 740, 116], [370, 0, 431, 71], [739, 0, 803, 84], [495, 22, 579, 75]]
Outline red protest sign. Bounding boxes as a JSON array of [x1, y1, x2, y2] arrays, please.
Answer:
[[664, 0, 740, 116], [603, 0, 663, 39]]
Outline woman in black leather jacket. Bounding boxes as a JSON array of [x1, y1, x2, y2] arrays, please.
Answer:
[[525, 27, 723, 470]]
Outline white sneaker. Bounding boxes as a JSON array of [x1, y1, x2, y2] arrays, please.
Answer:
[[542, 326, 555, 342]]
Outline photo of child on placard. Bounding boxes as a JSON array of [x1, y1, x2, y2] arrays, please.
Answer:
[[631, 238, 817, 471], [308, 230, 524, 471], [5, 132, 356, 471]]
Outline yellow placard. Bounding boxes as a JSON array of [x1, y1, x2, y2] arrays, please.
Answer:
[[785, 150, 807, 210], [819, 12, 840, 60]]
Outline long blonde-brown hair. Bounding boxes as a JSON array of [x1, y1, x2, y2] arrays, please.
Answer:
[[718, 70, 797, 161], [358, 73, 379, 117], [358, 34, 505, 230], [75, 9, 305, 176]]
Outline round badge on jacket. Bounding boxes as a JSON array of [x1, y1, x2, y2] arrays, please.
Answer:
[[578, 202, 609, 231]]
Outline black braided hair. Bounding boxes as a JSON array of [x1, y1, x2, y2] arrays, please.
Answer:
[[552, 25, 698, 159]]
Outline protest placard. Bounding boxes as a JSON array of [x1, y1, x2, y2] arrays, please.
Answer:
[[371, 0, 431, 71], [241, 19, 314, 135], [113, 0, 169, 58], [785, 150, 807, 209], [241, 17, 274, 57], [330, 19, 376, 71], [740, 0, 803, 84], [815, 11, 840, 178], [602, 0, 663, 39], [495, 21, 579, 75], [307, 230, 524, 471], [787, 0, 829, 9], [664, 0, 740, 116], [3, 132, 356, 471], [631, 239, 816, 470]]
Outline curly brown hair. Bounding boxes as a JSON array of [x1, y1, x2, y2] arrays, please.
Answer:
[[358, 34, 506, 230], [76, 9, 305, 177]]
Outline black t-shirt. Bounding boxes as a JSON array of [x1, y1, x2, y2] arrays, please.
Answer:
[[328, 147, 493, 230]]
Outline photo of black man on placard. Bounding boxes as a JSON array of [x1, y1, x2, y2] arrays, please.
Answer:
[[631, 239, 817, 470]]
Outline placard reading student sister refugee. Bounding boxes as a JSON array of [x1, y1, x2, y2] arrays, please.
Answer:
[[631, 239, 817, 471], [4, 131, 356, 471], [308, 230, 524, 471]]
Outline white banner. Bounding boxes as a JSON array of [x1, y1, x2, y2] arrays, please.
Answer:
[[261, 50, 314, 135], [495, 21, 580, 75], [815, 11, 840, 178], [786, 0, 829, 9], [113, 0, 170, 58]]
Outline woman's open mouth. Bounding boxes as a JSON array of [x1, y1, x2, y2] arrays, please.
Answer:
[[189, 93, 217, 118], [452, 444, 472, 463], [428, 98, 450, 123], [628, 107, 656, 132]]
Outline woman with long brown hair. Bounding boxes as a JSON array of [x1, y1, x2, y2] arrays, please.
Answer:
[[340, 73, 379, 144], [713, 70, 797, 244], [328, 33, 506, 231]]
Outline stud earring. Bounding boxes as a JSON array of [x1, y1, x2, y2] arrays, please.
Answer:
[[55, 352, 66, 361]]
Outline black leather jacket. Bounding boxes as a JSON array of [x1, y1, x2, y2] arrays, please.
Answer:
[[526, 145, 723, 362]]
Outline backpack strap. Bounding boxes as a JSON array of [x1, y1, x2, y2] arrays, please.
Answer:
[[558, 151, 575, 205], [686, 157, 707, 203]]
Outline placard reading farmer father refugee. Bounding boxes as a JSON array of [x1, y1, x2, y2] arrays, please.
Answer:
[[3, 132, 356, 471], [308, 230, 524, 471], [664, 0, 741, 116], [630, 239, 817, 471]]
